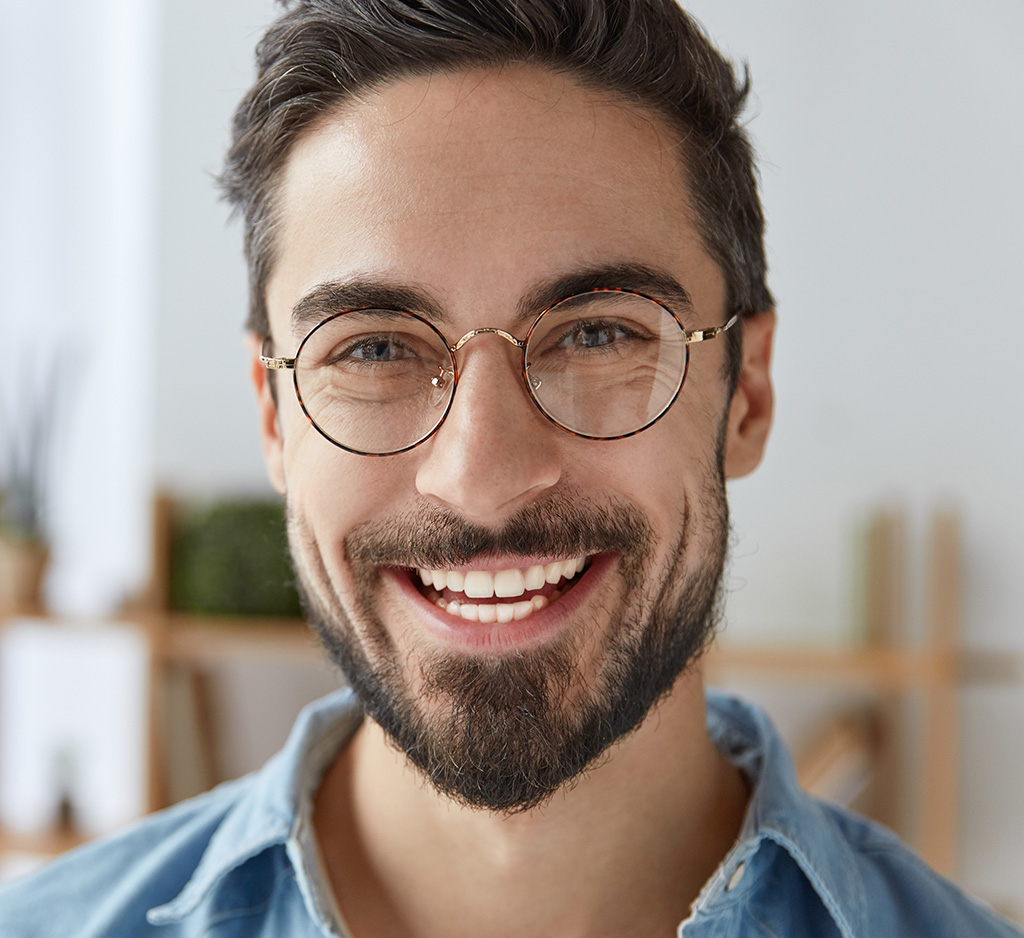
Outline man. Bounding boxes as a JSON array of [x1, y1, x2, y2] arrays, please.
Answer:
[[1, 1, 1020, 935]]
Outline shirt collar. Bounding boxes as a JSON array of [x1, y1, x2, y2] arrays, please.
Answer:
[[698, 689, 866, 938], [147, 688, 362, 926]]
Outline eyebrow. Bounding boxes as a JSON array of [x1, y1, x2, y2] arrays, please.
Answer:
[[289, 262, 696, 339], [516, 263, 696, 326], [290, 281, 446, 338]]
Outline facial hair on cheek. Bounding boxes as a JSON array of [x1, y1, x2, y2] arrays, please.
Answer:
[[288, 478, 729, 814]]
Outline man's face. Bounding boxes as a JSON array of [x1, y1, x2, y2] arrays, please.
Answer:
[[255, 67, 768, 811]]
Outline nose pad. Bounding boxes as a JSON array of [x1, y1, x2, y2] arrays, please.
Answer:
[[429, 368, 454, 409]]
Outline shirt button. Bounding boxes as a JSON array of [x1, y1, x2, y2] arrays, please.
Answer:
[[726, 862, 746, 892]]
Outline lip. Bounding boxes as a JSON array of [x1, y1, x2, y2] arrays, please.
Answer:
[[383, 553, 617, 654]]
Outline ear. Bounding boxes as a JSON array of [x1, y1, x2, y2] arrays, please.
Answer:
[[245, 332, 287, 495], [722, 309, 776, 479]]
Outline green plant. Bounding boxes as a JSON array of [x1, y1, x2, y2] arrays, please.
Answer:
[[168, 498, 302, 617]]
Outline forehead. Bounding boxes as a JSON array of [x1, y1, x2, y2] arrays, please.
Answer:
[[266, 66, 721, 330]]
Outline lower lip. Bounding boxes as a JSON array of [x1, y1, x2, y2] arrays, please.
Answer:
[[384, 554, 616, 654]]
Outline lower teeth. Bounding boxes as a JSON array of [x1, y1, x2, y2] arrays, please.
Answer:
[[437, 594, 549, 622]]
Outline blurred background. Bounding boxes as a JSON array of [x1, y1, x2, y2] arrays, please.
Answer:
[[0, 0, 1021, 919]]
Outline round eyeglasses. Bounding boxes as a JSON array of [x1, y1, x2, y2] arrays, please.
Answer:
[[260, 288, 738, 456]]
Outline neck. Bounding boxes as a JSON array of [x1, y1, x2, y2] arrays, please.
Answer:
[[313, 668, 748, 938]]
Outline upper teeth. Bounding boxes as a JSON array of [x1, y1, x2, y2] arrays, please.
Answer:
[[417, 557, 586, 600]]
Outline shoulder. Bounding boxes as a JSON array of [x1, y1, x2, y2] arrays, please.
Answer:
[[0, 688, 361, 937], [819, 802, 1022, 937], [704, 691, 1020, 937], [0, 779, 248, 938]]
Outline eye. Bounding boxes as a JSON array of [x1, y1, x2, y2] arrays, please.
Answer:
[[322, 331, 435, 370], [344, 335, 408, 363], [555, 320, 631, 350]]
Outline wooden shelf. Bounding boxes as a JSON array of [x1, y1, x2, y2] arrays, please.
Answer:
[[0, 826, 90, 857], [150, 620, 965, 689], [706, 644, 960, 690], [151, 615, 315, 664]]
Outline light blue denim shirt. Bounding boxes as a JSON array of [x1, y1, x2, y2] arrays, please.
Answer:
[[0, 687, 1019, 937]]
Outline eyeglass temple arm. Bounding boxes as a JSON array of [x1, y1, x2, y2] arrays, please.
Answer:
[[259, 338, 296, 370], [685, 313, 739, 344]]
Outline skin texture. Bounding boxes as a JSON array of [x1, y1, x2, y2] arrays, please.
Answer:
[[249, 67, 775, 938]]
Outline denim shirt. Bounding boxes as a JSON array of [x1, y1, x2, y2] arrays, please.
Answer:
[[0, 687, 1019, 937]]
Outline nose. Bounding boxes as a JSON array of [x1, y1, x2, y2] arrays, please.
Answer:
[[415, 336, 562, 524]]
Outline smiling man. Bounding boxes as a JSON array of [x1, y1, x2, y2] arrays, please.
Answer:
[[1, 1, 1022, 937]]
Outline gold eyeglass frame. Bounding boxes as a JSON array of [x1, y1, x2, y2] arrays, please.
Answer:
[[260, 287, 739, 457]]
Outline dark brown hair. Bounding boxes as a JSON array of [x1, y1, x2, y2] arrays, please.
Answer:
[[221, 0, 773, 381]]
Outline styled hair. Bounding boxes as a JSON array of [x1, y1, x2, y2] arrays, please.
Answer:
[[221, 0, 773, 382]]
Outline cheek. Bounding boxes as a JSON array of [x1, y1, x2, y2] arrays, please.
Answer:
[[611, 399, 725, 538], [280, 414, 413, 569]]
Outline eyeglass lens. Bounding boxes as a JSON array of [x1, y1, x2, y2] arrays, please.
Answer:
[[293, 293, 689, 455]]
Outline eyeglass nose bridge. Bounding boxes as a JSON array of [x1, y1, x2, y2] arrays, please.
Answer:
[[449, 326, 525, 354], [442, 327, 538, 394]]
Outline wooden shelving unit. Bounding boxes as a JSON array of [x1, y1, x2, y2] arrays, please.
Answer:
[[707, 508, 968, 877]]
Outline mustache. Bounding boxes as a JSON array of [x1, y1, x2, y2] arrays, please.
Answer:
[[343, 494, 655, 572]]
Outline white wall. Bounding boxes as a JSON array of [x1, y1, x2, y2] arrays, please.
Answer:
[[156, 0, 280, 496], [690, 0, 1024, 647], [0, 0, 158, 615]]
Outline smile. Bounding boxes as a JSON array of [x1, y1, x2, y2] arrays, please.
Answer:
[[414, 557, 589, 623]]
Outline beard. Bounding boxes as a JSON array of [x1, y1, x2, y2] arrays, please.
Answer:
[[291, 468, 729, 815]]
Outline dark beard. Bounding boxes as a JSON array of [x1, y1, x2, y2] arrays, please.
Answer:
[[293, 481, 728, 814]]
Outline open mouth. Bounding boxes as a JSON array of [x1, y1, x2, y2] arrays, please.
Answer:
[[413, 556, 590, 623]]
